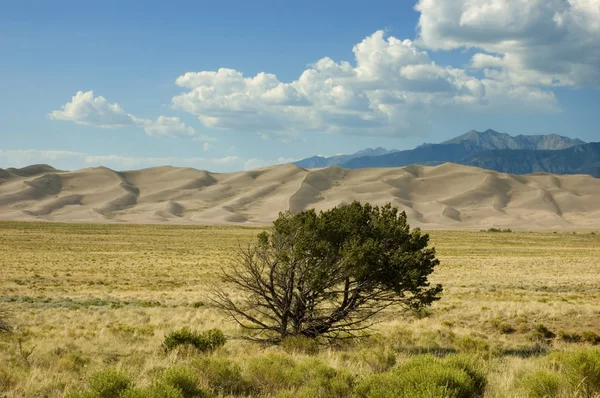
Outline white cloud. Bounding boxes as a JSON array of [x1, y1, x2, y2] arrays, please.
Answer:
[[172, 30, 559, 138], [51, 91, 214, 141], [50, 91, 136, 128], [415, 0, 600, 88], [0, 148, 240, 171]]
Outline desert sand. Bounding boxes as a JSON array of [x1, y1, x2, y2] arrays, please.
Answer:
[[0, 163, 599, 229]]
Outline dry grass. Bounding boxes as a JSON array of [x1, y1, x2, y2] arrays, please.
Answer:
[[1, 221, 600, 397]]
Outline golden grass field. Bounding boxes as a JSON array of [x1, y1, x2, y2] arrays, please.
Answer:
[[1, 221, 600, 397]]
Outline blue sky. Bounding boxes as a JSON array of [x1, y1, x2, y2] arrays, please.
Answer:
[[1, 0, 599, 171]]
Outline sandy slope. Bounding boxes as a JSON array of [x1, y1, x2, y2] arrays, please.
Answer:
[[0, 163, 599, 229]]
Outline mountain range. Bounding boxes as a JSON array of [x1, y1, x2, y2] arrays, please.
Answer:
[[293, 129, 600, 177]]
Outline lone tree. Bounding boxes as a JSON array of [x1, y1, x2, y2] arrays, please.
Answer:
[[213, 202, 442, 343]]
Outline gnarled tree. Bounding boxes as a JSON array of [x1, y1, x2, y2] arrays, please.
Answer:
[[213, 202, 442, 343]]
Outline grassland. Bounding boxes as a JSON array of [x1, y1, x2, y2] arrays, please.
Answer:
[[1, 221, 600, 397]]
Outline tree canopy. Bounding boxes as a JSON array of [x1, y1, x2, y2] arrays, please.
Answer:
[[213, 201, 442, 342]]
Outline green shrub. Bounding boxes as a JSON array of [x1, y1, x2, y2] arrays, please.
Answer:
[[294, 358, 354, 398], [281, 335, 320, 355], [121, 383, 184, 398], [455, 335, 490, 353], [191, 357, 252, 396], [160, 367, 208, 398], [355, 354, 486, 398], [530, 324, 556, 342], [162, 328, 226, 353], [67, 369, 133, 398], [517, 348, 600, 397], [245, 354, 300, 393], [490, 318, 515, 334], [555, 349, 600, 396], [244, 354, 353, 397], [517, 369, 567, 398], [581, 331, 600, 345], [557, 330, 581, 343]]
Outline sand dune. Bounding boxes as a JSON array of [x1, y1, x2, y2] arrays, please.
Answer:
[[0, 163, 599, 229]]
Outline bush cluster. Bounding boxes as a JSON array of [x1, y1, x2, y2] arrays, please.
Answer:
[[355, 354, 486, 398], [162, 328, 226, 353], [517, 348, 600, 397]]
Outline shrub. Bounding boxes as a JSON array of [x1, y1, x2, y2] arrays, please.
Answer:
[[516, 348, 600, 397], [517, 369, 567, 398], [245, 354, 300, 393], [191, 357, 252, 396], [160, 367, 207, 398], [581, 331, 600, 345], [244, 354, 353, 397], [281, 335, 320, 355], [530, 324, 555, 342], [121, 383, 184, 398], [490, 318, 515, 334], [557, 330, 581, 343], [355, 354, 486, 398], [455, 335, 491, 353], [67, 369, 133, 398], [487, 228, 512, 233], [162, 328, 226, 353], [555, 349, 600, 396]]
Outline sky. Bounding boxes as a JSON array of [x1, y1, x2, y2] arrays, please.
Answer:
[[1, 0, 599, 172]]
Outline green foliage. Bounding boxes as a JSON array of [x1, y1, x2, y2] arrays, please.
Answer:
[[555, 349, 600, 396], [121, 383, 184, 398], [215, 201, 442, 342], [517, 369, 568, 398], [191, 356, 252, 396], [244, 354, 353, 397], [557, 330, 582, 343], [67, 369, 133, 398], [516, 348, 600, 397], [489, 318, 515, 334], [581, 331, 600, 345], [455, 335, 491, 353], [160, 367, 207, 398], [355, 354, 486, 398], [162, 328, 226, 353], [530, 323, 556, 342]]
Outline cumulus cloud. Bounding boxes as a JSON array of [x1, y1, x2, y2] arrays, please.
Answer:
[[51, 91, 213, 141], [0, 149, 239, 171], [172, 30, 559, 138], [415, 0, 600, 87]]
